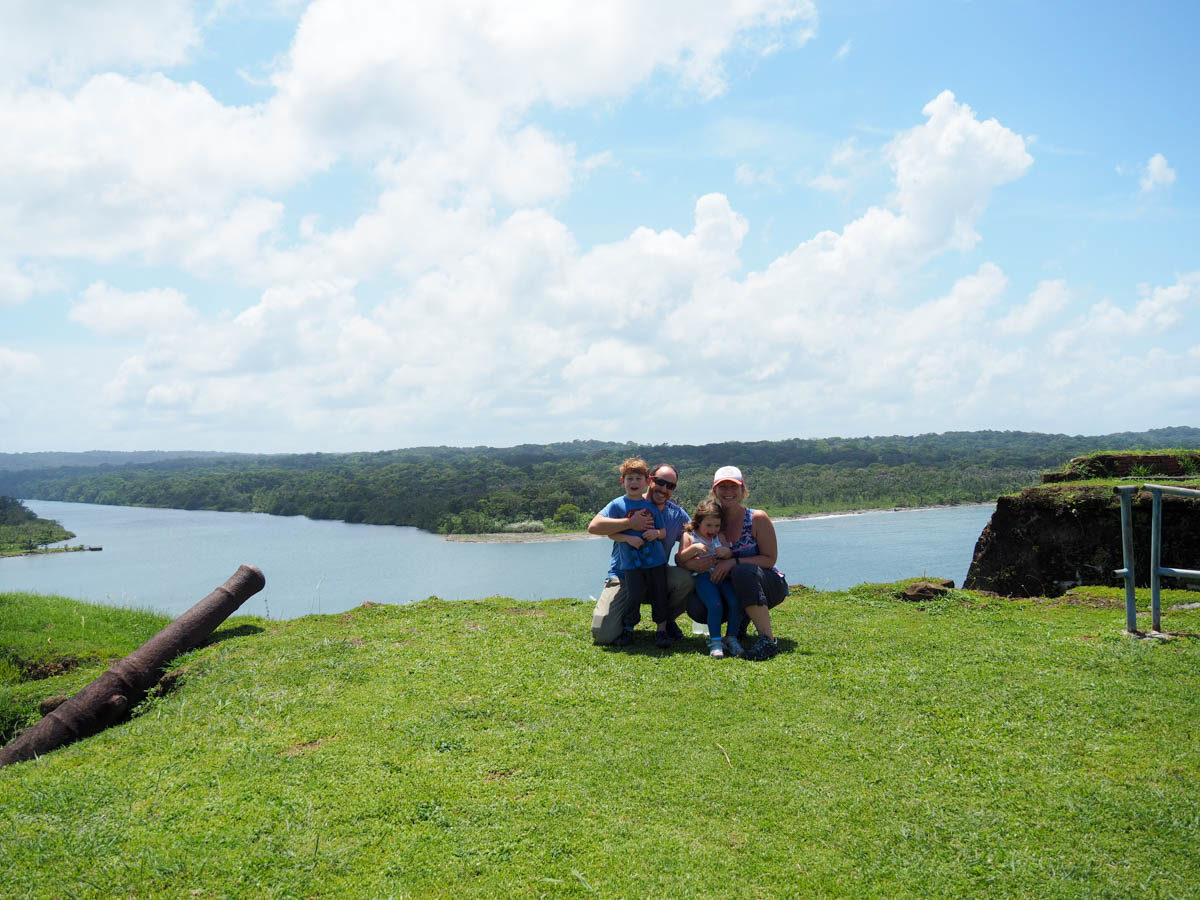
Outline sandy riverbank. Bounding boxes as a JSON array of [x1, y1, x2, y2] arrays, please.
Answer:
[[444, 502, 994, 542], [444, 531, 602, 543]]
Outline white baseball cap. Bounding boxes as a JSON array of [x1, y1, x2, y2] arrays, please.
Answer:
[[712, 465, 744, 486]]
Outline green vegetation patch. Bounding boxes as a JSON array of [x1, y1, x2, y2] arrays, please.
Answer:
[[2, 587, 1198, 897], [1002, 478, 1200, 504], [0, 497, 74, 556]]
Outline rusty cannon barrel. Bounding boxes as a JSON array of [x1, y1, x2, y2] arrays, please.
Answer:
[[0, 564, 265, 767]]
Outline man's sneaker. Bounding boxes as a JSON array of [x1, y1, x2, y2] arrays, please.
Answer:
[[664, 620, 685, 642], [744, 636, 778, 661], [614, 629, 634, 647], [708, 639, 726, 659], [725, 636, 745, 657], [654, 630, 673, 649]]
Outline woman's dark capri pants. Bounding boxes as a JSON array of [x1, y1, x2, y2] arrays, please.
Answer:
[[686, 563, 787, 629]]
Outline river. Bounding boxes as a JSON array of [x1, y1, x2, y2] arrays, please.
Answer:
[[1, 500, 995, 620]]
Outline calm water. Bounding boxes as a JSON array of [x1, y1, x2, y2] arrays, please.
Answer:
[[1, 500, 995, 619]]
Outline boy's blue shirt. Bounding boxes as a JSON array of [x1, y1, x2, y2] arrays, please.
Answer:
[[599, 495, 689, 578]]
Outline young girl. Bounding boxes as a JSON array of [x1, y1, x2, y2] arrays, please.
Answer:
[[677, 499, 743, 658]]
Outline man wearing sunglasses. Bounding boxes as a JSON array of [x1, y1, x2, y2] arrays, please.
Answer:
[[588, 463, 695, 646]]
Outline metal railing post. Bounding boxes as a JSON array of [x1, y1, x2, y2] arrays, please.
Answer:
[[1149, 486, 1163, 633], [1115, 486, 1139, 634], [1141, 483, 1200, 635]]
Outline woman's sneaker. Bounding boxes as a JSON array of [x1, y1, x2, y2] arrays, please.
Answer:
[[708, 638, 726, 658], [725, 636, 745, 657], [745, 636, 778, 661]]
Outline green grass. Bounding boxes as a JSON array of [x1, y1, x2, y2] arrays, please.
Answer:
[[0, 592, 171, 667], [2, 587, 1198, 898]]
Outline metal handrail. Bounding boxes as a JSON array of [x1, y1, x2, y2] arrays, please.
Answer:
[[1146, 483, 1200, 632], [1116, 483, 1200, 634]]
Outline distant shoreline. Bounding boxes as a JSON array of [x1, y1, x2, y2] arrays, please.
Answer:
[[444, 501, 994, 543], [1, 545, 101, 559]]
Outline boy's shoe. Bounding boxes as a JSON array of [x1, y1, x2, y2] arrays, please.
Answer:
[[614, 629, 634, 647], [654, 630, 673, 649], [708, 639, 725, 659], [725, 636, 745, 657], [664, 620, 684, 642], [744, 636, 778, 661]]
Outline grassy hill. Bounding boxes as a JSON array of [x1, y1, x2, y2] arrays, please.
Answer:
[[2, 586, 1198, 897]]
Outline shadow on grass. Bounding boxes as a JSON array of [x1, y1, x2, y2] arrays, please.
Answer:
[[597, 633, 811, 659], [202, 623, 265, 647]]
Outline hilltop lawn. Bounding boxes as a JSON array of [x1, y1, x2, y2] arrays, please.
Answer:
[[1, 585, 1198, 898]]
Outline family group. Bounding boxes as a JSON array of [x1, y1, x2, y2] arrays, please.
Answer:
[[588, 459, 788, 660]]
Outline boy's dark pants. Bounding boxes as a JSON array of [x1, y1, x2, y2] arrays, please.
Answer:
[[619, 563, 669, 626]]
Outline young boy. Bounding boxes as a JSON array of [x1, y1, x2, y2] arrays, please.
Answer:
[[595, 457, 672, 647]]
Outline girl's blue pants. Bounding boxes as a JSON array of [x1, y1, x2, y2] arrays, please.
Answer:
[[694, 572, 740, 639]]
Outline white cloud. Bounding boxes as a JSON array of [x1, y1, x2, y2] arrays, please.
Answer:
[[272, 0, 819, 157], [0, 347, 41, 379], [888, 91, 1032, 252], [0, 0, 198, 87], [70, 282, 199, 338], [0, 0, 818, 294], [0, 264, 36, 307], [0, 74, 317, 264], [810, 136, 867, 194], [1140, 153, 1176, 192], [0, 259, 64, 307], [735, 162, 779, 187], [834, 40, 852, 61], [280, 95, 1030, 441], [1047, 271, 1199, 357], [997, 279, 1072, 335]]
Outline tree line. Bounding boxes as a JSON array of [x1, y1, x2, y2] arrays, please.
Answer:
[[2, 428, 1198, 534]]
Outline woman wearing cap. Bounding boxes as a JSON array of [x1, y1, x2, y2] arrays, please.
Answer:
[[695, 465, 787, 660]]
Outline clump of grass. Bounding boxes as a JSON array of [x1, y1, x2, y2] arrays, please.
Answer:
[[1, 586, 1198, 897], [1059, 584, 1200, 608]]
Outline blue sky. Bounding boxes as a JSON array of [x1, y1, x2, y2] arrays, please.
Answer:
[[1, 0, 1196, 453]]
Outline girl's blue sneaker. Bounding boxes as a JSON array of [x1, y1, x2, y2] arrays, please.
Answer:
[[725, 636, 744, 657], [708, 638, 725, 659]]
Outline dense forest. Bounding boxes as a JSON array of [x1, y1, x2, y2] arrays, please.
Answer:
[[2, 428, 1199, 534]]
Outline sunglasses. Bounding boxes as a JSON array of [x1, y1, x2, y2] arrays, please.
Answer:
[[651, 476, 677, 490]]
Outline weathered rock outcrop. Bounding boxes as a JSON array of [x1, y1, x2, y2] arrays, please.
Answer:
[[965, 484, 1200, 597], [1042, 451, 1200, 483]]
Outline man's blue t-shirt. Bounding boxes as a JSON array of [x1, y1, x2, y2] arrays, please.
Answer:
[[600, 497, 689, 578]]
